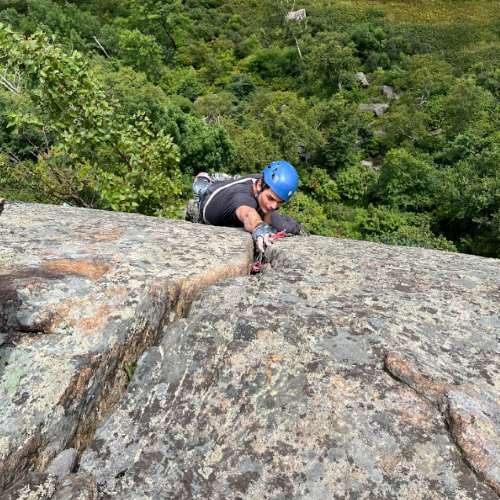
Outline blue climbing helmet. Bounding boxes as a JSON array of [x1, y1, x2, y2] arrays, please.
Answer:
[[261, 161, 299, 202]]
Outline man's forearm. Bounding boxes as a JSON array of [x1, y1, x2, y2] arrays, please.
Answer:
[[242, 209, 263, 233], [262, 211, 272, 225], [236, 206, 274, 233]]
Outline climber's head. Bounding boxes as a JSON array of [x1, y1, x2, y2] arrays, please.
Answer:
[[261, 161, 299, 202], [255, 161, 298, 214]]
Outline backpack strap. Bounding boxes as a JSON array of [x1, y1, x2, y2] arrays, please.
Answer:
[[202, 177, 258, 224]]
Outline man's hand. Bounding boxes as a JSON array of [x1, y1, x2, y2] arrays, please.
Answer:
[[252, 222, 275, 253]]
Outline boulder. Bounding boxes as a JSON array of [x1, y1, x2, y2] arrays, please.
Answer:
[[359, 102, 389, 117], [80, 238, 500, 498], [429, 128, 443, 136], [374, 127, 388, 137], [380, 84, 404, 103], [1, 473, 97, 500], [51, 474, 97, 500], [381, 84, 394, 101], [0, 473, 58, 500], [356, 72, 369, 88], [45, 449, 78, 477], [2, 201, 499, 499], [285, 9, 306, 21]]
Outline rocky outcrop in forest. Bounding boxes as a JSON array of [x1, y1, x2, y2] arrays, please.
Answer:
[[1, 201, 499, 499]]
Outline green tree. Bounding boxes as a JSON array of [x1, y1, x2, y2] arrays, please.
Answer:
[[224, 74, 257, 101], [2, 0, 102, 53], [244, 91, 323, 163], [299, 166, 340, 205], [336, 163, 376, 203], [435, 145, 500, 256], [220, 118, 281, 174], [193, 91, 237, 124], [395, 54, 454, 107], [380, 102, 429, 150], [283, 191, 338, 237], [372, 148, 438, 211], [126, 0, 187, 52], [162, 103, 236, 176], [117, 28, 165, 76], [197, 36, 236, 86], [311, 94, 370, 172], [244, 45, 300, 91], [0, 26, 183, 216], [440, 77, 494, 139], [362, 206, 456, 252], [301, 31, 360, 96]]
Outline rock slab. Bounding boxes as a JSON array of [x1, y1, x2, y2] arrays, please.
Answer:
[[0, 201, 252, 492], [80, 237, 500, 498], [2, 201, 499, 498]]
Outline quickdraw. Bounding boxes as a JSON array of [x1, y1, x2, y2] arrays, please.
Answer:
[[251, 231, 292, 274], [251, 253, 263, 274], [271, 231, 292, 240]]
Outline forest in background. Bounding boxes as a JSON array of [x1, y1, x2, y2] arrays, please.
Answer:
[[1, 0, 500, 257]]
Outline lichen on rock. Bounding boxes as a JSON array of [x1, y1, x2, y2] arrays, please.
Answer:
[[1, 201, 500, 499]]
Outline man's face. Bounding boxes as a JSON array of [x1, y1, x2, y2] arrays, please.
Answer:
[[257, 183, 284, 214]]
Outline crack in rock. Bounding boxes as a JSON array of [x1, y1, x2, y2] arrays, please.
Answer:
[[0, 201, 253, 494], [78, 237, 499, 499]]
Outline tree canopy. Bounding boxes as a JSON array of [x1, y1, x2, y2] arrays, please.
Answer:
[[1, 0, 500, 257]]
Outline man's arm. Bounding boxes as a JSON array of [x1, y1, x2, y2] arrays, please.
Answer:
[[236, 206, 274, 253], [235, 205, 271, 232]]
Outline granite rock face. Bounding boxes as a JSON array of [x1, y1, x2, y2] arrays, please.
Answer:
[[1, 201, 500, 499], [359, 102, 390, 117], [80, 237, 500, 498], [45, 448, 78, 477], [0, 201, 251, 492], [0, 472, 97, 500]]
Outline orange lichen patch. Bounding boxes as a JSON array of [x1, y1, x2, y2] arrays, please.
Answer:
[[380, 454, 401, 474], [385, 351, 449, 406], [267, 354, 282, 365], [77, 304, 111, 334], [18, 334, 46, 346], [329, 373, 352, 394], [26, 282, 44, 292], [450, 411, 489, 469], [398, 399, 436, 428], [83, 231, 123, 241], [49, 300, 79, 331], [107, 285, 128, 299], [168, 255, 251, 319], [264, 367, 273, 385], [41, 250, 60, 258], [40, 259, 112, 280]]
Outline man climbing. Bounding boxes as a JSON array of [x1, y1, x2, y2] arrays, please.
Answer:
[[190, 161, 307, 253]]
